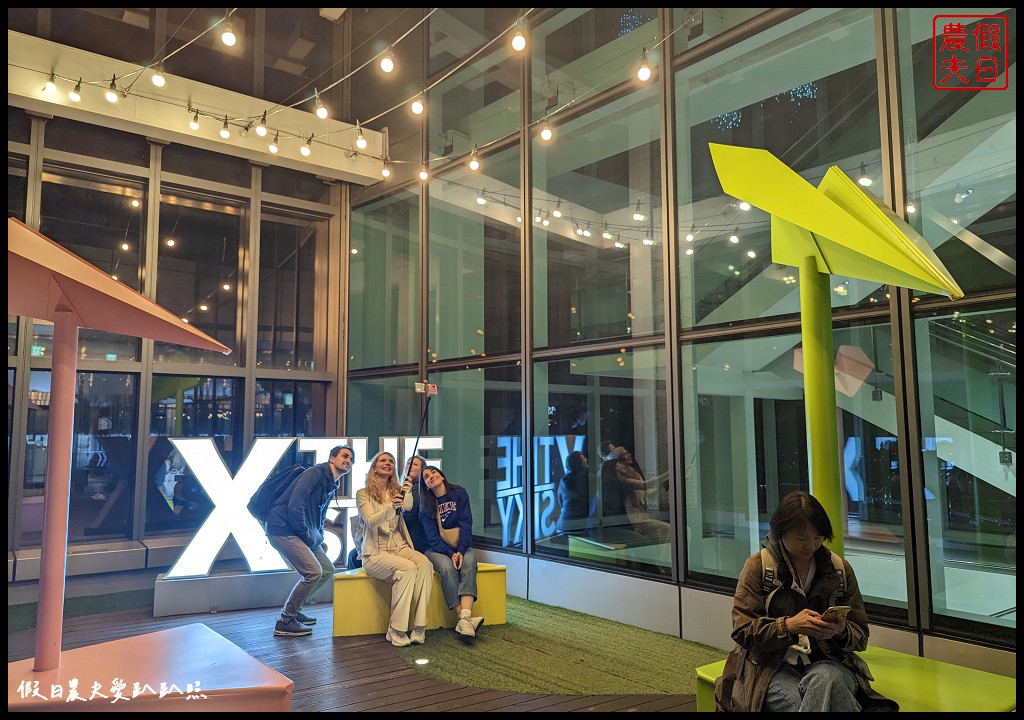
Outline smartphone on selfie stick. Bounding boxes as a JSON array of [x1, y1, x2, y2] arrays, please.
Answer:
[[396, 382, 437, 514]]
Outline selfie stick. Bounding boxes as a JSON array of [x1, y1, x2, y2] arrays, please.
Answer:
[[397, 382, 437, 513]]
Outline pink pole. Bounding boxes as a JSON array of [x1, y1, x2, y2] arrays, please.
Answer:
[[33, 307, 80, 672]]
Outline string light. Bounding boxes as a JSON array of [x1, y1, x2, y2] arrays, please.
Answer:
[[151, 62, 166, 87], [418, 164, 430, 181], [300, 134, 313, 157], [381, 158, 391, 178], [220, 116, 231, 139], [105, 75, 119, 103], [314, 90, 328, 119], [468, 147, 480, 171], [636, 47, 651, 82], [632, 200, 645, 222], [189, 110, 200, 131], [268, 132, 279, 153], [552, 200, 562, 218], [857, 162, 872, 187], [220, 13, 237, 47], [355, 122, 367, 150], [411, 95, 425, 115], [380, 47, 395, 73], [43, 72, 57, 93], [255, 111, 267, 137], [511, 19, 527, 52], [68, 79, 82, 102], [539, 120, 553, 142]]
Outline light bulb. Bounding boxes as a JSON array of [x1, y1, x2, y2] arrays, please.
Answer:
[[105, 75, 119, 103], [637, 48, 651, 82], [220, 19, 236, 47], [44, 72, 57, 93], [151, 63, 166, 87], [189, 110, 200, 131], [355, 123, 367, 150], [857, 163, 872, 187], [468, 148, 480, 171], [314, 92, 328, 119], [552, 201, 562, 218], [539, 123, 553, 142], [418, 165, 430, 181], [69, 79, 82, 102], [255, 111, 267, 137], [269, 132, 279, 153], [220, 117, 231, 139], [381, 160, 391, 178], [411, 96, 425, 115], [380, 48, 395, 73], [632, 200, 645, 222], [301, 136, 312, 156], [729, 229, 740, 244], [512, 30, 526, 52]]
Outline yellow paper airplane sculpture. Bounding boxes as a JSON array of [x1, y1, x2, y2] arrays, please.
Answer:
[[708, 143, 963, 554]]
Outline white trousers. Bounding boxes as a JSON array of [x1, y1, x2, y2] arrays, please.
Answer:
[[362, 546, 433, 632]]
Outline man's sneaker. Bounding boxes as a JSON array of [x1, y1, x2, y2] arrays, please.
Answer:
[[274, 618, 312, 637], [455, 617, 476, 637], [294, 610, 317, 626], [385, 627, 411, 647], [410, 626, 426, 645]]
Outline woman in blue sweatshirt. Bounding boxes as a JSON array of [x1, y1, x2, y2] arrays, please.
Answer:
[[419, 465, 484, 638]]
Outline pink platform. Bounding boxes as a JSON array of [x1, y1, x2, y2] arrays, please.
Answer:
[[8, 623, 293, 711]]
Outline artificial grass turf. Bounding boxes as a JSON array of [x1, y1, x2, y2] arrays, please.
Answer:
[[8, 588, 156, 635], [396, 595, 726, 695]]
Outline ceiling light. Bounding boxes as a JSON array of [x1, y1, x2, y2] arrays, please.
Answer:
[[69, 79, 82, 102], [105, 75, 119, 103], [411, 95, 425, 115], [636, 47, 651, 82], [189, 110, 200, 131], [380, 47, 395, 73], [355, 122, 367, 150], [632, 200, 645, 222], [220, 15, 237, 47], [468, 147, 480, 171], [268, 132, 279, 153], [44, 72, 57, 93], [314, 91, 328, 119], [220, 116, 231, 139], [857, 162, 872, 187], [151, 62, 166, 87], [255, 111, 267, 137], [300, 135, 313, 156], [381, 159, 391, 178]]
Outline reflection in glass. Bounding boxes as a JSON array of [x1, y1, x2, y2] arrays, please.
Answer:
[[20, 370, 138, 546], [671, 8, 769, 55], [429, 146, 522, 360], [676, 7, 883, 327], [533, 348, 670, 576], [254, 379, 327, 468], [915, 307, 1015, 630]]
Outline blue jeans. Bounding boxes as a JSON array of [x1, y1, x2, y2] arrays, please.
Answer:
[[765, 660, 861, 712], [425, 547, 478, 609], [267, 534, 335, 621]]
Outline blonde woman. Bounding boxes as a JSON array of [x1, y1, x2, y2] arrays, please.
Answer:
[[356, 451, 433, 647]]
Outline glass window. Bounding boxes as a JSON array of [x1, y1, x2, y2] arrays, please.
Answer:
[[682, 323, 910, 614], [429, 146, 522, 361], [262, 165, 331, 205], [533, 85, 663, 349], [146, 375, 242, 536], [257, 211, 324, 371], [427, 18, 521, 161], [671, 8, 770, 55], [675, 8, 883, 328], [162, 9, 255, 97], [898, 8, 1015, 296], [48, 9, 154, 71], [44, 117, 149, 167], [428, 9, 520, 76], [533, 347, 670, 576], [263, 8, 338, 110], [349, 191, 420, 370], [530, 9, 658, 123], [425, 364, 524, 551], [9, 106, 31, 144], [162, 143, 251, 189], [9, 156, 27, 356], [254, 380, 328, 467], [35, 168, 144, 361], [915, 305, 1015, 635], [153, 190, 243, 365], [20, 370, 138, 545]]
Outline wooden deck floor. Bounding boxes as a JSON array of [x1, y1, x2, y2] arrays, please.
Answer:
[[7, 603, 697, 712]]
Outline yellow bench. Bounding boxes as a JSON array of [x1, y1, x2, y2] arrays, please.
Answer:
[[695, 645, 1016, 712], [332, 562, 507, 637]]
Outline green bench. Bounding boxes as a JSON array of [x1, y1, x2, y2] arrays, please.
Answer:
[[696, 645, 1016, 712]]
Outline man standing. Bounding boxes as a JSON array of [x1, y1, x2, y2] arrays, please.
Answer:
[[265, 445, 353, 636]]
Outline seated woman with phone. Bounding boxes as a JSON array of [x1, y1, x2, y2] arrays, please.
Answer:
[[715, 491, 897, 712]]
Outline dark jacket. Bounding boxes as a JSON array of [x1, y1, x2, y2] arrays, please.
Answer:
[[556, 468, 590, 534], [715, 532, 895, 712], [420, 484, 473, 557], [402, 482, 430, 552], [264, 462, 338, 548]]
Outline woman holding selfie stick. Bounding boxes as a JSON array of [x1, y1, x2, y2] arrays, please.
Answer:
[[715, 491, 897, 712]]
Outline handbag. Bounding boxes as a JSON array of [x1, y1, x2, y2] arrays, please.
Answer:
[[437, 510, 460, 549]]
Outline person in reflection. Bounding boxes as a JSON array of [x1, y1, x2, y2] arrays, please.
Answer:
[[715, 491, 897, 712], [419, 465, 484, 638], [267, 445, 353, 638], [357, 451, 433, 647], [610, 446, 670, 544], [556, 450, 591, 535]]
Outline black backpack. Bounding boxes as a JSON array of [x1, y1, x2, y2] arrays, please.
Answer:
[[247, 464, 307, 525]]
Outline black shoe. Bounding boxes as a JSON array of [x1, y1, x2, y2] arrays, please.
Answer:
[[294, 610, 317, 626], [274, 618, 312, 636]]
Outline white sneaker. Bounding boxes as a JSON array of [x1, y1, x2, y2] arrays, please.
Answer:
[[455, 617, 476, 637], [470, 616, 485, 632], [385, 627, 411, 647], [410, 626, 426, 645]]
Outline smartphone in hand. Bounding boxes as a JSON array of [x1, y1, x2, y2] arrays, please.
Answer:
[[821, 605, 851, 623]]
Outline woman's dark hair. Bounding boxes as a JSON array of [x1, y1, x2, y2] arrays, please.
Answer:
[[566, 450, 586, 474], [418, 465, 463, 518], [770, 491, 834, 542]]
